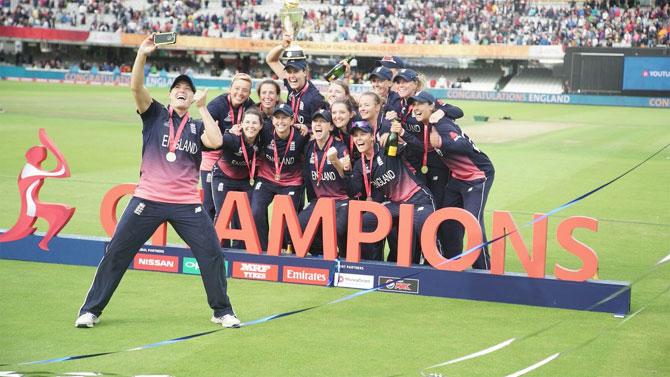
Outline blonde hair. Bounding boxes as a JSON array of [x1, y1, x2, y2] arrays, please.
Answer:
[[360, 91, 383, 106], [416, 73, 426, 91], [232, 72, 252, 86]]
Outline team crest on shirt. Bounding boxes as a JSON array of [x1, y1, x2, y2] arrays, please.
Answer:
[[235, 147, 243, 156], [190, 123, 196, 134], [290, 141, 295, 151], [224, 115, 232, 122], [309, 155, 315, 163], [163, 121, 169, 127], [377, 156, 384, 165]]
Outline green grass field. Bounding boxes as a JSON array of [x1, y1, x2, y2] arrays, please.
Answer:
[[0, 81, 668, 376]]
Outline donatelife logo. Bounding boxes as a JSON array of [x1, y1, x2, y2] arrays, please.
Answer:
[[232, 262, 278, 281], [335, 273, 375, 289], [133, 253, 179, 273], [378, 276, 420, 294], [282, 266, 330, 286]]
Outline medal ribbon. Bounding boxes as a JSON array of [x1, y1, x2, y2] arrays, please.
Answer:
[[361, 154, 373, 199], [340, 129, 354, 155], [313, 136, 334, 186], [227, 95, 245, 126], [167, 106, 190, 154], [240, 135, 256, 180], [290, 81, 310, 123], [273, 127, 295, 181], [423, 122, 430, 169]]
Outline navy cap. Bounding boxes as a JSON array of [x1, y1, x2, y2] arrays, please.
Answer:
[[393, 69, 419, 83], [312, 109, 332, 123], [273, 103, 294, 118], [284, 59, 308, 71], [369, 66, 393, 81], [350, 120, 373, 135], [170, 74, 196, 92], [378, 55, 405, 69], [408, 91, 436, 105]]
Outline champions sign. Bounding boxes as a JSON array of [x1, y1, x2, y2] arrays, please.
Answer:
[[100, 185, 599, 283]]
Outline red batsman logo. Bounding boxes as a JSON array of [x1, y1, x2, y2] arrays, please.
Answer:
[[0, 129, 75, 250]]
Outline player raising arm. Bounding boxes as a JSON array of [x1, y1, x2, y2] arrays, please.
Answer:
[[76, 34, 239, 329]]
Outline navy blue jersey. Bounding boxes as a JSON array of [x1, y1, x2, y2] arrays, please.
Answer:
[[135, 99, 204, 204], [382, 91, 400, 117], [214, 133, 264, 181], [203, 93, 256, 171], [206, 93, 256, 133], [256, 124, 310, 185], [305, 137, 350, 200], [283, 79, 325, 127], [347, 144, 423, 203], [261, 111, 273, 130], [432, 118, 494, 182]]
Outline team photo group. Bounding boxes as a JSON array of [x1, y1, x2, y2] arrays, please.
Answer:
[[75, 29, 494, 329]]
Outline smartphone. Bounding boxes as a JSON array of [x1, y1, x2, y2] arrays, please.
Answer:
[[153, 32, 177, 46]]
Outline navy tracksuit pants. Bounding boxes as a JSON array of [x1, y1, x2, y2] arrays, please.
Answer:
[[200, 170, 216, 221], [250, 179, 304, 252], [362, 188, 437, 262], [441, 176, 494, 270], [212, 173, 253, 249], [298, 199, 349, 258], [79, 197, 234, 318]]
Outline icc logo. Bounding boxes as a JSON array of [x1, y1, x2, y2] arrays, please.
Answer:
[[0, 129, 75, 250]]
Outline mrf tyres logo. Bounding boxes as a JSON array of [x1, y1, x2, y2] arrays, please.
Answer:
[[232, 262, 278, 281], [378, 276, 420, 294]]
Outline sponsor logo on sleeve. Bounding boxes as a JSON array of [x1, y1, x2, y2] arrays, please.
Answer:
[[133, 253, 179, 273], [378, 276, 420, 294], [282, 266, 330, 286], [232, 262, 278, 281], [334, 273, 375, 289]]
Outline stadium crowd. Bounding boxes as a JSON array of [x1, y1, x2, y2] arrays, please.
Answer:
[[1, 0, 668, 47]]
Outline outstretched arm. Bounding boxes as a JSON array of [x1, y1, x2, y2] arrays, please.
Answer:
[[131, 34, 156, 114], [196, 89, 223, 149], [266, 33, 292, 81], [38, 128, 70, 178]]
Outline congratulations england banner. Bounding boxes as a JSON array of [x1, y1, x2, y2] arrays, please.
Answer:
[[1, 66, 668, 108]]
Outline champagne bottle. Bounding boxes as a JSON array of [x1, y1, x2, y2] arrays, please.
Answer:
[[324, 56, 354, 82], [386, 118, 400, 157]]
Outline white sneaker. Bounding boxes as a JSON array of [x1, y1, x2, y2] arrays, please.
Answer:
[[211, 314, 241, 328], [75, 312, 99, 328]]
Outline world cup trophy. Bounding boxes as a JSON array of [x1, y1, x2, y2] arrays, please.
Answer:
[[280, 0, 304, 45]]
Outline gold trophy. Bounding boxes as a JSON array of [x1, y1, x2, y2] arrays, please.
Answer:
[[280, 0, 304, 46]]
